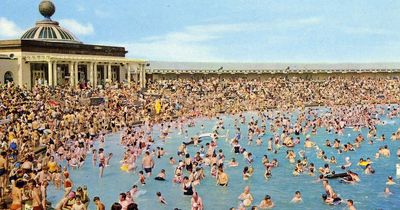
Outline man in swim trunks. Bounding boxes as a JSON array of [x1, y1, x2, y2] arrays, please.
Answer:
[[142, 151, 154, 177], [0, 151, 8, 194], [98, 148, 105, 178], [216, 168, 229, 186]]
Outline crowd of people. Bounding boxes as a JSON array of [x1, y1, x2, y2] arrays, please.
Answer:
[[1, 75, 400, 209]]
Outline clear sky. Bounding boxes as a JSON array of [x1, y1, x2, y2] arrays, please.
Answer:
[[1, 0, 400, 62]]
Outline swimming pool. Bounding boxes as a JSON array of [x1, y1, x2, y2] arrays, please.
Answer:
[[47, 107, 400, 210]]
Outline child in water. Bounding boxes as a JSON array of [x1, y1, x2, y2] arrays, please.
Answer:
[[156, 192, 167, 204], [139, 171, 146, 185]]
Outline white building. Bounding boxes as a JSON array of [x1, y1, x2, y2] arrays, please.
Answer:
[[0, 0, 147, 88]]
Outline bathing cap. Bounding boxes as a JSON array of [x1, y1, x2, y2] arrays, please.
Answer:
[[68, 191, 75, 198]]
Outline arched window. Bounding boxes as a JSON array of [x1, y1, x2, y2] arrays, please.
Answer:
[[4, 71, 13, 83]]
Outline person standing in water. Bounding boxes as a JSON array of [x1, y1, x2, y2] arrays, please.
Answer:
[[142, 151, 154, 177], [98, 148, 106, 178], [216, 168, 229, 186], [191, 192, 204, 210]]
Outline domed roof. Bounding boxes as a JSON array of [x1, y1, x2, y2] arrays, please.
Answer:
[[21, 20, 80, 43], [21, 0, 81, 43]]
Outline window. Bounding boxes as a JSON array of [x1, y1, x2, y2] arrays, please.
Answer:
[[4, 71, 13, 83]]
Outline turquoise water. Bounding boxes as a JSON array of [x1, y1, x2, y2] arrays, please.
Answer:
[[48, 108, 400, 210]]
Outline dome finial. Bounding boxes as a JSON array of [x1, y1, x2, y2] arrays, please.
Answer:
[[39, 0, 56, 20]]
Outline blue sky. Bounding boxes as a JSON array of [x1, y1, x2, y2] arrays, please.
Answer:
[[1, 0, 400, 62]]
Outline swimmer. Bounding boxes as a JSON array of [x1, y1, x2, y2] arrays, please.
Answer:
[[308, 163, 315, 176], [238, 186, 253, 207], [384, 186, 392, 196], [93, 197, 105, 210], [64, 172, 73, 196], [386, 176, 396, 185], [340, 171, 360, 184], [229, 158, 239, 167], [364, 164, 375, 174], [322, 180, 335, 198], [169, 157, 176, 165], [246, 153, 254, 165], [191, 192, 204, 210], [256, 138, 262, 146], [156, 192, 167, 205], [291, 191, 302, 203], [138, 171, 146, 185], [264, 167, 272, 180], [142, 151, 154, 177], [304, 138, 315, 148], [397, 147, 400, 158], [155, 169, 166, 181], [182, 176, 194, 196], [321, 193, 342, 205], [258, 194, 274, 209], [216, 168, 229, 186], [71, 195, 86, 210], [243, 166, 253, 180], [347, 199, 356, 210], [92, 149, 97, 167], [342, 157, 352, 168], [98, 148, 105, 178], [129, 185, 138, 198]]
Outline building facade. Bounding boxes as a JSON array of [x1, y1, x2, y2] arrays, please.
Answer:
[[0, 1, 147, 88]]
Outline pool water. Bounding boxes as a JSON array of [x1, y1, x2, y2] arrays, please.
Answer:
[[48, 108, 400, 210]]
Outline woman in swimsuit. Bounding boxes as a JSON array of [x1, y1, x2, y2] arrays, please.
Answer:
[[185, 154, 193, 172], [238, 186, 253, 207], [191, 192, 204, 210], [182, 176, 194, 196]]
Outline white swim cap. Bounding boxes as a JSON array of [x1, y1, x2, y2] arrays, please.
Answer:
[[345, 157, 350, 161]]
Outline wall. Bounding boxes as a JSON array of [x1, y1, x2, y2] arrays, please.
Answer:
[[0, 59, 18, 84], [150, 72, 400, 81]]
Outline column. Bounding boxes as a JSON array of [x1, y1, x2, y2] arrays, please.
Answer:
[[48, 61, 53, 86], [108, 63, 112, 83], [74, 62, 79, 86], [102, 64, 107, 84], [93, 63, 97, 87], [69, 62, 74, 87], [89, 62, 93, 87], [139, 64, 143, 88], [143, 64, 147, 87], [17, 57, 23, 87], [53, 61, 57, 86], [135, 65, 139, 84], [127, 63, 131, 88], [141, 64, 146, 88]]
